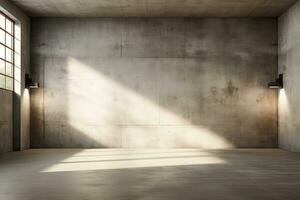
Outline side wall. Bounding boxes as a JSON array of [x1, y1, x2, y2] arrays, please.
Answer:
[[0, 0, 30, 153], [278, 0, 300, 151], [0, 90, 12, 152], [31, 18, 278, 148]]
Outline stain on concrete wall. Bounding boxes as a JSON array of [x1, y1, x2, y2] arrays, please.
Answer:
[[278, 0, 300, 152], [31, 18, 278, 148]]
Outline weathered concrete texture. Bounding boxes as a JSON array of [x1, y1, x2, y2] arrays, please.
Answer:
[[0, 0, 31, 153], [278, 0, 300, 152], [11, 0, 297, 17], [1, 149, 300, 200], [0, 90, 13, 153], [31, 18, 278, 148]]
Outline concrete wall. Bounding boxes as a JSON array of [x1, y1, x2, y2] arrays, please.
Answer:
[[0, 90, 12, 152], [0, 0, 30, 153], [31, 18, 278, 148], [278, 0, 300, 152]]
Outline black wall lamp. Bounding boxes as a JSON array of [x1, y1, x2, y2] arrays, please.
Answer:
[[25, 73, 39, 89], [268, 74, 283, 89]]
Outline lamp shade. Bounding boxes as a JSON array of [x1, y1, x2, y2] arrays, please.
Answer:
[[25, 74, 40, 89], [268, 74, 283, 89]]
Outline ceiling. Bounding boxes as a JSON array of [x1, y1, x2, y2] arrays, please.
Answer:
[[11, 0, 297, 17]]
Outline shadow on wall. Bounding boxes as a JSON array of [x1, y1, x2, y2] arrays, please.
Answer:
[[30, 19, 278, 149]]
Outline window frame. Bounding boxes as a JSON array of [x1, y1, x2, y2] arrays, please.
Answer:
[[0, 10, 15, 91]]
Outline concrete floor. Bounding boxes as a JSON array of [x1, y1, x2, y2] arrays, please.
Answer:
[[0, 149, 300, 200]]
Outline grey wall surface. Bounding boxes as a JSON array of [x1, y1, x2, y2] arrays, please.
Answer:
[[0, 90, 13, 153], [278, 0, 300, 152], [31, 18, 278, 148], [0, 0, 31, 153]]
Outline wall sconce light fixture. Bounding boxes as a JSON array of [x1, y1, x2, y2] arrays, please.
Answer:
[[25, 73, 39, 89], [268, 74, 283, 89]]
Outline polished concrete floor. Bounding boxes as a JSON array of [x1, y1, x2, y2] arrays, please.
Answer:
[[1, 149, 300, 200]]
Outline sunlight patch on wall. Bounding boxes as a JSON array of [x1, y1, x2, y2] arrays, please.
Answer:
[[279, 89, 290, 118], [279, 89, 291, 128], [65, 57, 232, 148], [278, 89, 292, 143]]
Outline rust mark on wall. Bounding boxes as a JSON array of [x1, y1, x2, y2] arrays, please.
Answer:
[[209, 86, 225, 104], [222, 80, 238, 98]]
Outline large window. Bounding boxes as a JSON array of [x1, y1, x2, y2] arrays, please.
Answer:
[[0, 11, 14, 91]]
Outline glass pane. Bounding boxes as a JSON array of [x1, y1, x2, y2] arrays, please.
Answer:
[[0, 15, 4, 29], [0, 44, 4, 59], [14, 67, 20, 82], [0, 29, 4, 44], [15, 25, 20, 40], [5, 48, 12, 62], [6, 18, 13, 34], [0, 59, 4, 74], [15, 39, 20, 54], [5, 76, 13, 90], [14, 53, 20, 67], [0, 74, 5, 88], [14, 80, 20, 95], [5, 62, 12, 76], [6, 33, 12, 48]]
